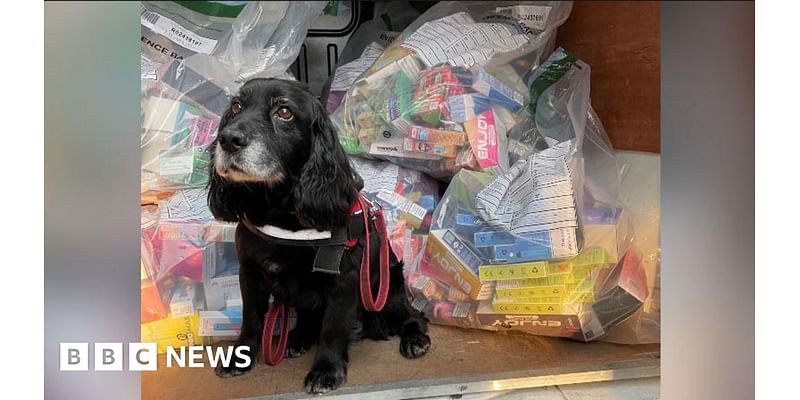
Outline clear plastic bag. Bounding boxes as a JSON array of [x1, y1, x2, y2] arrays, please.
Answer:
[[321, 1, 423, 113], [141, 88, 220, 194], [138, 2, 329, 349], [412, 147, 648, 342], [141, 187, 301, 348], [141, 1, 324, 85], [140, 2, 322, 195], [140, 188, 243, 350], [600, 151, 661, 344], [403, 44, 653, 342], [329, 1, 572, 178]]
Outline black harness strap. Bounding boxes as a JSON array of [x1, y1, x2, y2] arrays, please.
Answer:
[[240, 208, 368, 275]]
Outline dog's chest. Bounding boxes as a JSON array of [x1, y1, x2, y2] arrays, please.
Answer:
[[264, 262, 284, 274], [262, 259, 331, 308]]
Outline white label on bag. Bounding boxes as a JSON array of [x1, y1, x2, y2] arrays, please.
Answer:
[[411, 296, 427, 312], [330, 63, 368, 92], [412, 275, 430, 291], [161, 188, 213, 222], [496, 5, 552, 31], [141, 7, 218, 54], [401, 12, 529, 68], [369, 139, 440, 160], [367, 175, 399, 194], [330, 43, 385, 91], [451, 303, 469, 319], [351, 158, 400, 194], [159, 153, 194, 176], [377, 190, 428, 221], [141, 55, 160, 81], [475, 141, 578, 255], [579, 308, 605, 342], [549, 227, 578, 259]]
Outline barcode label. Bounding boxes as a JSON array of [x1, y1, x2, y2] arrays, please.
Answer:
[[140, 6, 219, 54], [452, 303, 470, 318], [580, 309, 604, 341], [222, 225, 236, 242], [141, 9, 160, 25], [412, 275, 430, 291], [411, 296, 427, 312], [377, 190, 428, 221], [398, 198, 428, 221], [496, 5, 552, 31], [447, 286, 468, 302]]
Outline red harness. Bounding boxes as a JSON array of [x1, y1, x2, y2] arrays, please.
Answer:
[[260, 194, 391, 365]]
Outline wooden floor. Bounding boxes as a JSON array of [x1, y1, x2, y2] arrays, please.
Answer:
[[142, 325, 660, 400], [424, 377, 660, 400]]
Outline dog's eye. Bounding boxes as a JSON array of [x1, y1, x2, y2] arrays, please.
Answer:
[[276, 107, 294, 121], [231, 102, 242, 115]]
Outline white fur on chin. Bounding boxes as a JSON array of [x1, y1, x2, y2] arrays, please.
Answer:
[[215, 144, 284, 184], [217, 167, 284, 184]]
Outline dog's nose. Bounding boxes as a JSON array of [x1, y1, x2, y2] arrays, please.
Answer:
[[217, 130, 249, 153]]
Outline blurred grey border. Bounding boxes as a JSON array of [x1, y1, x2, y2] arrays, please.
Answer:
[[661, 2, 754, 400], [42, 2, 755, 399], [45, 2, 140, 399]]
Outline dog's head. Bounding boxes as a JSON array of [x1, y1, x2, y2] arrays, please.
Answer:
[[208, 78, 359, 230]]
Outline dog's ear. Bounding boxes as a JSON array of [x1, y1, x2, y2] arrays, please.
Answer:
[[293, 101, 357, 230]]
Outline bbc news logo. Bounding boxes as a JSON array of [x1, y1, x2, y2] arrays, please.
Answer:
[[59, 343, 251, 371]]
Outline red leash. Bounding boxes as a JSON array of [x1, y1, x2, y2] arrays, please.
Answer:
[[261, 303, 290, 366], [354, 195, 391, 313], [260, 195, 391, 366]]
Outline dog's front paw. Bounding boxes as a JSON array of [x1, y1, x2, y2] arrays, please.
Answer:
[[304, 359, 347, 394], [286, 338, 311, 358], [214, 362, 253, 378], [400, 333, 431, 359], [214, 345, 256, 378]]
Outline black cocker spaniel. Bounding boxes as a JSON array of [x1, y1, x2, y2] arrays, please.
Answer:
[[207, 78, 430, 394]]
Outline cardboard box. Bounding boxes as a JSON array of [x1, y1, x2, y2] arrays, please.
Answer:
[[141, 314, 204, 354], [169, 284, 199, 317], [491, 285, 595, 314], [202, 241, 239, 278], [423, 230, 493, 300], [464, 109, 503, 172], [406, 272, 448, 303], [407, 125, 467, 145], [403, 138, 458, 158], [485, 247, 608, 286], [477, 249, 648, 341], [155, 226, 206, 282], [204, 275, 241, 311], [202, 241, 241, 310], [479, 260, 549, 281], [407, 272, 471, 304], [592, 248, 648, 328], [472, 69, 525, 112], [199, 308, 242, 337], [476, 301, 604, 342], [429, 300, 480, 329]]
